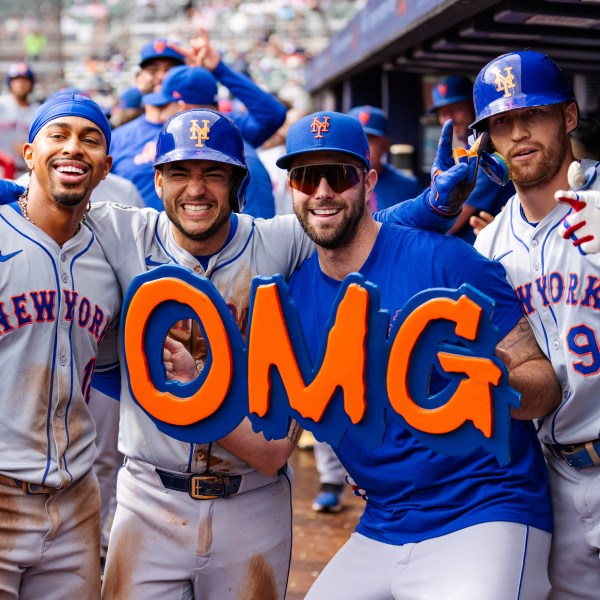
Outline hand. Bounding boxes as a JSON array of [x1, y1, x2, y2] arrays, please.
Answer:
[[554, 161, 600, 255], [469, 210, 495, 236], [554, 189, 600, 255], [163, 337, 197, 383], [188, 28, 221, 71], [427, 120, 480, 216]]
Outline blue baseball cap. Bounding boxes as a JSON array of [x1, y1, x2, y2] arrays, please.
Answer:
[[429, 75, 473, 112], [139, 39, 186, 68], [142, 66, 218, 107], [348, 105, 388, 137], [276, 111, 371, 170], [118, 86, 143, 109]]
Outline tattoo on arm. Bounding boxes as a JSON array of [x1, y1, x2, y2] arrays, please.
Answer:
[[286, 419, 303, 445], [497, 316, 545, 369]]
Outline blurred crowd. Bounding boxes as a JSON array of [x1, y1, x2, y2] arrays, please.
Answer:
[[0, 0, 365, 111]]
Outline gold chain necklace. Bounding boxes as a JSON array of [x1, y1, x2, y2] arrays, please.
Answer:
[[18, 187, 91, 233]]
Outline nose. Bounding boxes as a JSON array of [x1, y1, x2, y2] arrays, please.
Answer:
[[61, 134, 84, 157], [186, 176, 207, 197], [510, 115, 530, 141], [313, 175, 334, 199]]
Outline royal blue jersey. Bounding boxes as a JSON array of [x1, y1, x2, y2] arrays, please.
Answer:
[[371, 163, 423, 211], [288, 222, 552, 545], [110, 115, 163, 210]]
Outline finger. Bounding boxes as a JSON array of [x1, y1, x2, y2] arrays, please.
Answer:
[[163, 336, 183, 352], [574, 234, 594, 248], [554, 190, 586, 211], [562, 219, 586, 239]]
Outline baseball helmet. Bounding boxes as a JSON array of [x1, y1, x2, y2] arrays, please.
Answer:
[[470, 50, 576, 134], [6, 62, 35, 87], [153, 109, 249, 212], [276, 111, 371, 170]]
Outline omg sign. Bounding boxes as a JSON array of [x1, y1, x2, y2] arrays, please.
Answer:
[[121, 266, 518, 465]]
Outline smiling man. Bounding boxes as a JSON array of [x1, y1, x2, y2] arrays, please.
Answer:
[[279, 111, 561, 599], [0, 93, 120, 599], [472, 50, 600, 599]]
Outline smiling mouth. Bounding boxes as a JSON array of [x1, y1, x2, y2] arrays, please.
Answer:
[[181, 203, 212, 214], [311, 208, 341, 216]]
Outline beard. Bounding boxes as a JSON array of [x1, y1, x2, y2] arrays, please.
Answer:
[[48, 182, 89, 207], [294, 188, 367, 250], [508, 124, 570, 190]]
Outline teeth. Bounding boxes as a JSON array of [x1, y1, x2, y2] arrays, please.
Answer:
[[182, 204, 210, 212], [313, 208, 339, 215], [57, 165, 85, 174]]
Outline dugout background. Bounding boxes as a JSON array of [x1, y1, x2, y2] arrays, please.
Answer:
[[303, 0, 600, 182]]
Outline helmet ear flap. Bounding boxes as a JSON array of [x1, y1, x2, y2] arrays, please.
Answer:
[[230, 167, 250, 213]]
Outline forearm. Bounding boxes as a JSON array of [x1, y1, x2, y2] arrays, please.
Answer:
[[214, 61, 286, 147], [218, 417, 301, 476], [498, 316, 562, 419], [508, 356, 562, 420], [374, 189, 458, 233]]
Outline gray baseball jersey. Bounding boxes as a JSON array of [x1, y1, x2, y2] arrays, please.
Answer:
[[0, 204, 121, 487], [475, 159, 600, 446], [87, 203, 314, 474]]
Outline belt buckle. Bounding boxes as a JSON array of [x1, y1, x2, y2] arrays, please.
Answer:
[[21, 481, 50, 495], [189, 475, 225, 500]]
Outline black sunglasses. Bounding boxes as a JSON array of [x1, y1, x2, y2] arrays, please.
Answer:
[[288, 164, 364, 195]]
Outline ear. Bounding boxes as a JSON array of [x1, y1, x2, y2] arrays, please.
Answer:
[[365, 168, 378, 201], [154, 168, 163, 196], [565, 101, 578, 135], [23, 143, 34, 171], [102, 155, 113, 181]]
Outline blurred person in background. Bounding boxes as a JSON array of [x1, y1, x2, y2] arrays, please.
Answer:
[[109, 38, 187, 209], [349, 105, 423, 211], [110, 86, 144, 128], [429, 75, 514, 243], [0, 63, 40, 178]]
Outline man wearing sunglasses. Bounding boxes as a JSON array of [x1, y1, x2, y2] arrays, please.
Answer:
[[280, 111, 562, 599]]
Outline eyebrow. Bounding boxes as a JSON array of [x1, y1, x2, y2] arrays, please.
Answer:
[[45, 122, 104, 137]]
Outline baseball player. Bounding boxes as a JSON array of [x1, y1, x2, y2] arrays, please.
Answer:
[[0, 108, 480, 598], [472, 50, 600, 599], [429, 75, 514, 243], [281, 110, 562, 599], [0, 63, 40, 177], [0, 93, 120, 599]]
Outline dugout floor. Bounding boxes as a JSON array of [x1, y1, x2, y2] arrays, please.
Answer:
[[286, 446, 363, 599]]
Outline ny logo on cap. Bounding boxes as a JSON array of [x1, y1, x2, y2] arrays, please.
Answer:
[[494, 66, 516, 98], [154, 40, 166, 54], [311, 116, 330, 139], [436, 83, 448, 98], [358, 111, 371, 126], [190, 119, 211, 147]]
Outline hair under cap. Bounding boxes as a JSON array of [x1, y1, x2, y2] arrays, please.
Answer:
[[28, 93, 112, 150]]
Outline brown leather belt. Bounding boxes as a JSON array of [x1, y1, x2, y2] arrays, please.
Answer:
[[0, 474, 60, 494]]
